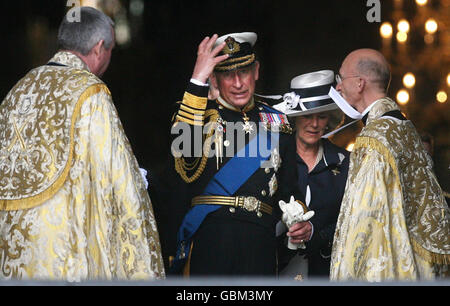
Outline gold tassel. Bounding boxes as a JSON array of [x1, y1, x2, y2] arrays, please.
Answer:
[[411, 238, 450, 265]]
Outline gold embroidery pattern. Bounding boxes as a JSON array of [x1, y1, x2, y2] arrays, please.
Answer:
[[214, 54, 256, 72], [0, 52, 165, 279], [362, 99, 449, 263], [331, 98, 449, 281], [223, 36, 241, 54], [0, 54, 104, 210]]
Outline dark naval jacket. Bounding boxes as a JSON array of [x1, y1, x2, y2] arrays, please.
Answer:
[[165, 81, 297, 276], [279, 136, 350, 277]]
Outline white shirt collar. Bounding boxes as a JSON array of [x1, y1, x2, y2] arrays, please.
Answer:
[[361, 99, 383, 116]]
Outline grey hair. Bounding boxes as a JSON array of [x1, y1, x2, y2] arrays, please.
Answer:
[[356, 58, 391, 92], [57, 6, 115, 55]]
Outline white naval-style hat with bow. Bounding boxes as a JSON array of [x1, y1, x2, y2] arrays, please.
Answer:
[[273, 70, 339, 116]]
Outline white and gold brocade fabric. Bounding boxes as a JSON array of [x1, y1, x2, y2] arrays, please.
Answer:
[[331, 98, 449, 281], [0, 51, 165, 280]]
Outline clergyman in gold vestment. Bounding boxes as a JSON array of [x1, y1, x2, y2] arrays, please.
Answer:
[[330, 49, 449, 281], [0, 7, 164, 281]]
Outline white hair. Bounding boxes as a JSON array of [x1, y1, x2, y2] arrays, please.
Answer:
[[57, 6, 115, 55]]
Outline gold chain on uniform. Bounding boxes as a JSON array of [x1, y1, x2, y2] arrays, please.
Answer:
[[174, 109, 220, 183]]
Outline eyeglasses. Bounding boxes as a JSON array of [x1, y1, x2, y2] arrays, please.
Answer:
[[335, 73, 360, 84]]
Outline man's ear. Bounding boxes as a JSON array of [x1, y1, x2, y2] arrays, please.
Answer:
[[92, 40, 105, 58], [357, 78, 365, 93], [209, 73, 218, 88], [253, 61, 260, 81]]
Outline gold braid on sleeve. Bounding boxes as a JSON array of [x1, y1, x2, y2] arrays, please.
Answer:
[[174, 109, 220, 183]]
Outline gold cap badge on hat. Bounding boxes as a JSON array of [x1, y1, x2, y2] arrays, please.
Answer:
[[223, 36, 240, 54], [214, 32, 257, 72]]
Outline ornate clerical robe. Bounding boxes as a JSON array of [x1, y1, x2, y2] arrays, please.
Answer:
[[331, 98, 449, 281], [0, 51, 164, 281]]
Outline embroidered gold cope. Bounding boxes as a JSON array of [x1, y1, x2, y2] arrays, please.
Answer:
[[331, 98, 449, 281], [0, 52, 164, 280]]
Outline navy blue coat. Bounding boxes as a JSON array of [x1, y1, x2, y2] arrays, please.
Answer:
[[161, 82, 297, 276], [279, 137, 350, 277]]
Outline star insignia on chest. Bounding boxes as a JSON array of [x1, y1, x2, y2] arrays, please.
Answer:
[[268, 174, 278, 196], [242, 121, 254, 134], [270, 148, 282, 172]]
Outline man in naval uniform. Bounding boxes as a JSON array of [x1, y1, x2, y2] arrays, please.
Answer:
[[0, 7, 164, 281], [168, 32, 305, 276], [330, 49, 449, 281]]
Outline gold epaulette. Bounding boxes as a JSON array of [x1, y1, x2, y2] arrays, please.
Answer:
[[174, 109, 220, 183], [175, 92, 207, 126]]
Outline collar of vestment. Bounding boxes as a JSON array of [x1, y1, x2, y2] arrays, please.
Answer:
[[217, 96, 255, 113], [0, 51, 105, 211], [361, 98, 383, 125], [364, 97, 398, 126], [49, 51, 91, 71]]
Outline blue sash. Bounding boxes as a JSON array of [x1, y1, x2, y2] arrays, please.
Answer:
[[170, 127, 279, 273]]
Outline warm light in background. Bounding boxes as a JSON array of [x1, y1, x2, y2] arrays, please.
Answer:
[[425, 19, 438, 34], [396, 89, 410, 104], [346, 142, 355, 152], [436, 91, 447, 103], [396, 31, 408, 43], [380, 22, 393, 38], [80, 0, 99, 8], [397, 19, 410, 33], [447, 73, 450, 87], [415, 0, 428, 6], [402, 73, 416, 88]]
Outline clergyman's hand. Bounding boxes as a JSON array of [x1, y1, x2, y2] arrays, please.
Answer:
[[191, 34, 229, 84]]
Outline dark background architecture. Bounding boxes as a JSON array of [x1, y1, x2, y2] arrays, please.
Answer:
[[0, 0, 448, 192]]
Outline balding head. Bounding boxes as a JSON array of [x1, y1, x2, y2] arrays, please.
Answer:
[[336, 48, 391, 112], [345, 49, 391, 92]]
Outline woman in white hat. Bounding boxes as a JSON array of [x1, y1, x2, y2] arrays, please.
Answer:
[[274, 70, 350, 279]]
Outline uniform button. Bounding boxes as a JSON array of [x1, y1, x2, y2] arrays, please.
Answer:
[[219, 105, 224, 109], [229, 207, 236, 213], [261, 190, 267, 196], [265, 168, 270, 174], [224, 140, 230, 147]]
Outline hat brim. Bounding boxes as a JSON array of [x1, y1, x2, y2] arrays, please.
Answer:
[[274, 102, 340, 117]]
